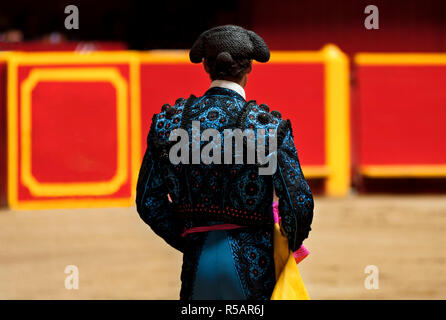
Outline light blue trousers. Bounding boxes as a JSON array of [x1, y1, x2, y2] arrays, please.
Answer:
[[191, 230, 246, 299]]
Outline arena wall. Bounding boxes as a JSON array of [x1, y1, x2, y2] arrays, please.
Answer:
[[0, 48, 445, 209], [355, 53, 446, 179]]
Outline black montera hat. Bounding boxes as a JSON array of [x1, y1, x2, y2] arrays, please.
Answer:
[[189, 25, 270, 64]]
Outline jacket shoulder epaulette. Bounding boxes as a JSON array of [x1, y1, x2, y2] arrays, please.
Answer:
[[238, 100, 291, 147], [148, 95, 197, 160]]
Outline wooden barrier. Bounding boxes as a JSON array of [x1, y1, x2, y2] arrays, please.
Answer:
[[4, 52, 140, 209], [1, 47, 350, 210], [355, 53, 446, 179]]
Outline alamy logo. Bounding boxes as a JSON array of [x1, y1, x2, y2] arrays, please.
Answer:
[[168, 121, 277, 175], [64, 265, 79, 290], [64, 5, 79, 30], [364, 265, 379, 290], [364, 5, 379, 30]]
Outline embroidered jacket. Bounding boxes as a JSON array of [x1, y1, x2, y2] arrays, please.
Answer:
[[136, 87, 314, 299]]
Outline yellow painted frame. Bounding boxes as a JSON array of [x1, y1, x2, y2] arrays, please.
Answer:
[[355, 52, 446, 178], [360, 165, 446, 178], [20, 68, 128, 197], [322, 45, 350, 195], [6, 51, 141, 210], [140, 45, 351, 196], [355, 53, 446, 65]]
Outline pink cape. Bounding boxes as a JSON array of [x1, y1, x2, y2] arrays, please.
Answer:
[[273, 202, 310, 264]]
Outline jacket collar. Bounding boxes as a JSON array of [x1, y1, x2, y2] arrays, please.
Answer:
[[204, 81, 246, 102], [209, 80, 246, 99]]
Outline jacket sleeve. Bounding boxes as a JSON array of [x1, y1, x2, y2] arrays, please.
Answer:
[[135, 123, 185, 252], [273, 121, 314, 251]]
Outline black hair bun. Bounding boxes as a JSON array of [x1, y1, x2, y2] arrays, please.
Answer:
[[216, 52, 233, 69]]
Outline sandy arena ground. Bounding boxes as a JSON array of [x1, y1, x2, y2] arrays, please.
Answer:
[[0, 195, 445, 300]]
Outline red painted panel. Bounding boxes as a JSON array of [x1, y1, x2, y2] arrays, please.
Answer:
[[31, 82, 117, 182], [247, 63, 325, 165], [140, 62, 326, 166], [15, 64, 133, 202], [357, 65, 446, 165], [139, 63, 209, 148]]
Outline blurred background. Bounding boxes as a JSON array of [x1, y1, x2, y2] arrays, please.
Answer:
[[0, 0, 445, 51], [0, 0, 445, 299]]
